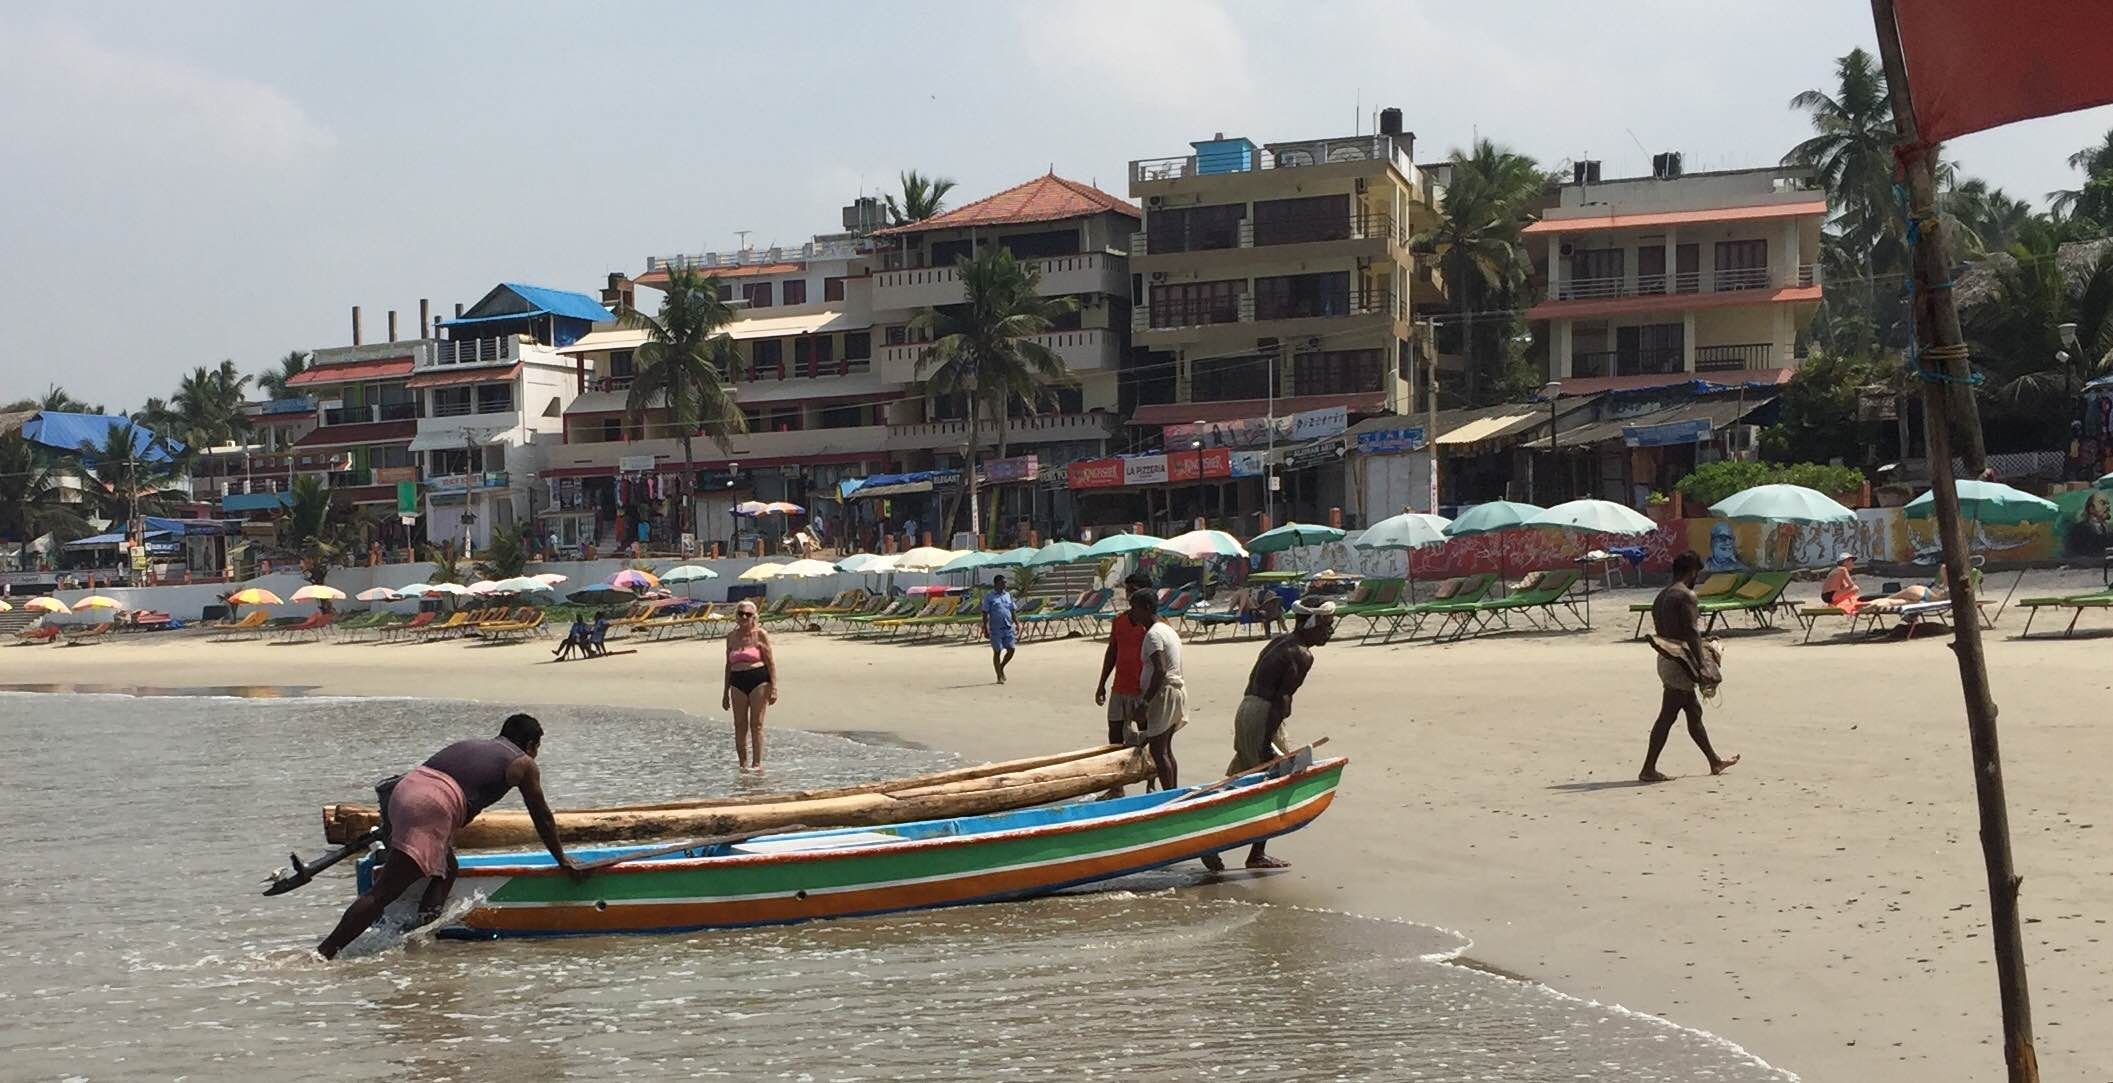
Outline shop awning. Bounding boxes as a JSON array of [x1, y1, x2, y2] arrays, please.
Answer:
[[405, 363, 520, 390], [67, 529, 173, 548], [407, 429, 500, 453], [1553, 395, 1777, 448], [725, 311, 859, 340], [556, 329, 652, 355], [847, 469, 960, 498]]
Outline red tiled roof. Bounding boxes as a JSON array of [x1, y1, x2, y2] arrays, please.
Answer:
[[285, 357, 415, 387], [1553, 368, 1794, 396], [405, 363, 520, 390], [292, 420, 418, 449], [1523, 199, 1827, 235], [1527, 284, 1822, 321], [1129, 393, 1388, 427], [875, 174, 1140, 236]]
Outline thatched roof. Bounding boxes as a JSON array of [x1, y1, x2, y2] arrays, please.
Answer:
[[1954, 237, 2113, 307]]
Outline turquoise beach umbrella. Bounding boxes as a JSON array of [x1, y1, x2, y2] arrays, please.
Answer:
[[1026, 540, 1092, 566], [1444, 500, 1544, 537], [982, 547, 1040, 568], [1525, 499, 1658, 535], [1355, 513, 1450, 551], [1904, 479, 2058, 525], [1081, 533, 1165, 559], [1246, 521, 1346, 554], [936, 550, 995, 574], [1709, 484, 1857, 525]]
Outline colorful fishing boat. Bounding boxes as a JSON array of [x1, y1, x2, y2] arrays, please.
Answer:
[[365, 752, 1347, 939]]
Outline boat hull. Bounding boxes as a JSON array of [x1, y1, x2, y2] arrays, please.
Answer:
[[372, 757, 1345, 939]]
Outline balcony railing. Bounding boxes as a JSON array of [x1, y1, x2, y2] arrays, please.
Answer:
[[1140, 291, 1404, 331], [327, 469, 373, 488], [1694, 343, 1775, 372], [1132, 210, 1410, 257], [1554, 263, 1820, 303], [1131, 135, 1415, 185], [645, 239, 865, 273], [428, 336, 520, 367], [1569, 347, 1684, 378], [321, 402, 418, 426]]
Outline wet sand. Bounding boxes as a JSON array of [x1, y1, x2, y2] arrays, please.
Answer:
[[7, 571, 2112, 1080]]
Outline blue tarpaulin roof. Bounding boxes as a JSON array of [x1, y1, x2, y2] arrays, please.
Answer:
[[67, 529, 173, 548], [141, 515, 224, 536], [440, 283, 612, 327], [20, 412, 182, 462]]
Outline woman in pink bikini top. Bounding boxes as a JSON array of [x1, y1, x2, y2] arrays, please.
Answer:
[[723, 600, 777, 771]]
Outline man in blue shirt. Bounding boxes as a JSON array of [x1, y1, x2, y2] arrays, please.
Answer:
[[981, 573, 1019, 684]]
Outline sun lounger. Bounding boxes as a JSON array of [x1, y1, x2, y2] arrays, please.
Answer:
[[61, 621, 114, 645], [272, 611, 337, 642], [2018, 587, 2113, 637], [209, 610, 272, 641], [379, 610, 436, 642], [1019, 588, 1110, 639], [1331, 578, 1405, 619], [1631, 572, 1747, 639], [1697, 571, 1795, 632], [475, 611, 547, 641], [13, 622, 61, 645], [1362, 573, 1496, 643], [1427, 569, 1584, 643]]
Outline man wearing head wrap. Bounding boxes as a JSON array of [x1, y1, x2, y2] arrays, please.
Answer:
[[1201, 596, 1335, 872]]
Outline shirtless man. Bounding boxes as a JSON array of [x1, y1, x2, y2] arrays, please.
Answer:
[[1640, 552, 1738, 782], [1201, 598, 1334, 872], [317, 714, 584, 958]]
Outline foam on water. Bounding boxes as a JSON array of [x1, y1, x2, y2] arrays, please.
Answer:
[[0, 692, 1795, 1080]]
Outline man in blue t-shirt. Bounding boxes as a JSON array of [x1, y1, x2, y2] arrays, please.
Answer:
[[981, 573, 1019, 685]]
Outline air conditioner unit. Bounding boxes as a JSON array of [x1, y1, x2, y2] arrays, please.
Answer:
[[1305, 337, 1322, 349], [1256, 337, 1281, 350], [1724, 424, 1761, 457], [1559, 243, 1575, 256], [1150, 271, 1168, 282], [1148, 195, 1164, 208]]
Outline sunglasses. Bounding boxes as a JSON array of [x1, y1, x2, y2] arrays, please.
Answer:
[[737, 610, 757, 618]]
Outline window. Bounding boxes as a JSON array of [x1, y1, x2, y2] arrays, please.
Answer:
[[744, 282, 773, 308], [609, 350, 634, 379], [1568, 248, 1625, 293], [1251, 194, 1352, 247], [1046, 303, 1084, 332], [1615, 323, 1684, 374], [601, 418, 623, 443], [1713, 239, 1769, 291], [1252, 271, 1352, 321], [782, 279, 808, 306], [751, 339, 783, 379], [930, 238, 975, 266], [427, 447, 485, 475], [820, 404, 869, 429], [1676, 244, 1701, 293], [475, 383, 514, 413], [1146, 203, 1244, 253], [1149, 280, 1245, 328], [370, 445, 413, 470], [844, 331, 871, 360], [793, 335, 833, 378], [885, 325, 907, 346], [716, 283, 734, 301], [999, 229, 1082, 260], [1637, 243, 1667, 293], [742, 405, 802, 432], [1190, 356, 1273, 402], [432, 387, 473, 417], [824, 276, 847, 301], [1293, 349, 1384, 395]]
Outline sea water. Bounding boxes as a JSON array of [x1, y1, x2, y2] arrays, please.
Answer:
[[0, 692, 1792, 1080]]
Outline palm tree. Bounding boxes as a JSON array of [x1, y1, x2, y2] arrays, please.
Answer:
[[168, 361, 253, 457], [475, 522, 534, 581], [255, 350, 310, 400], [280, 474, 340, 584], [1418, 139, 1546, 403], [0, 433, 90, 544], [1946, 178, 2041, 258], [74, 422, 181, 529], [4, 384, 101, 414], [884, 170, 957, 226], [620, 266, 748, 478], [1786, 49, 1900, 263], [2049, 129, 2113, 231], [909, 247, 1077, 540], [422, 540, 465, 585]]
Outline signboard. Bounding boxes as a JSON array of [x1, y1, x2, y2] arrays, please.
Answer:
[[983, 455, 1040, 483], [1162, 405, 1350, 451], [1123, 454, 1168, 487], [1067, 459, 1123, 489], [129, 545, 149, 570], [241, 521, 279, 539], [1067, 451, 1238, 490], [619, 454, 659, 472], [374, 466, 417, 485], [1165, 447, 1232, 483], [1355, 425, 1427, 455], [396, 481, 419, 516], [1622, 418, 1714, 448], [1229, 450, 1264, 478]]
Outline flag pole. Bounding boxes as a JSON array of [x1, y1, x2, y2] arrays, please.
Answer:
[[1870, 3, 2038, 1079]]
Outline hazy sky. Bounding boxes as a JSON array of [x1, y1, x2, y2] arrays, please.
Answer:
[[6, 1, 2111, 410]]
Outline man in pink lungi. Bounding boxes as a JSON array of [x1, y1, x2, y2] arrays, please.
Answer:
[[317, 714, 584, 958]]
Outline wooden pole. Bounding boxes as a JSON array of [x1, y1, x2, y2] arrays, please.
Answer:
[[1869, 3, 2038, 1079]]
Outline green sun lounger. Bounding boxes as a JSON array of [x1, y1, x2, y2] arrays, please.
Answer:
[[1697, 571, 1794, 632], [1631, 571, 1747, 639], [1358, 573, 1495, 643], [1428, 569, 1583, 643], [2019, 586, 2113, 638]]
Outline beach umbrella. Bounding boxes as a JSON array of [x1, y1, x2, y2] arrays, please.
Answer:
[[490, 576, 553, 595], [608, 568, 661, 591], [396, 582, 432, 596], [1709, 484, 1857, 525], [1158, 529, 1249, 561], [861, 553, 901, 574], [533, 572, 568, 586], [290, 585, 347, 602], [982, 546, 1040, 568], [0, 600, 11, 612], [662, 565, 720, 583], [763, 501, 805, 515], [1081, 533, 1164, 559], [466, 579, 501, 595], [1026, 540, 1092, 566], [1526, 499, 1658, 535], [24, 596, 70, 614], [893, 546, 958, 572], [355, 587, 401, 602], [733, 500, 772, 517], [73, 595, 124, 609], [937, 550, 995, 574], [226, 587, 284, 606], [834, 552, 883, 573], [568, 585, 635, 606], [775, 558, 840, 578], [1904, 480, 2059, 525], [739, 562, 787, 581], [1354, 512, 1453, 603], [1444, 501, 1545, 590], [1246, 521, 1346, 554]]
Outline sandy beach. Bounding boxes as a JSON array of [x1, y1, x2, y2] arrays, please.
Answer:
[[7, 575, 2111, 1082]]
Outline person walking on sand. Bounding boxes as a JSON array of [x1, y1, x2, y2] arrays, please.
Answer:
[[1202, 597, 1335, 872], [723, 600, 777, 771], [1641, 551, 1738, 782], [317, 714, 582, 958], [1133, 588, 1189, 791], [981, 573, 1018, 684], [1095, 574, 1156, 746]]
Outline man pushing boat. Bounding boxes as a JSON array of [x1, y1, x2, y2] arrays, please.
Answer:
[[316, 714, 586, 958], [1202, 597, 1335, 873]]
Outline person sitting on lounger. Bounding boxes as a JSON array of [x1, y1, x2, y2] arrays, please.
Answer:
[[1824, 553, 1949, 613], [552, 616, 591, 660], [587, 614, 611, 657]]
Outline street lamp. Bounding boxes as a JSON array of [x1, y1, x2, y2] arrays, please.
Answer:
[[1191, 419, 1205, 531], [1541, 380, 1562, 504]]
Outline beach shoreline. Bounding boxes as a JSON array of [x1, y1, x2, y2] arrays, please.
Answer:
[[6, 575, 2110, 1081]]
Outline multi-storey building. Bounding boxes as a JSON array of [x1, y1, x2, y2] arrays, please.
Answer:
[[191, 396, 318, 515], [543, 175, 1138, 553], [414, 283, 603, 549], [1120, 112, 1445, 529], [1526, 160, 1825, 392], [283, 339, 426, 512]]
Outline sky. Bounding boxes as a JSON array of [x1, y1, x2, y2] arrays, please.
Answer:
[[6, 0, 2112, 411]]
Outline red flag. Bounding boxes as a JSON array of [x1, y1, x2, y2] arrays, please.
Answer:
[[1895, 0, 2113, 142]]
